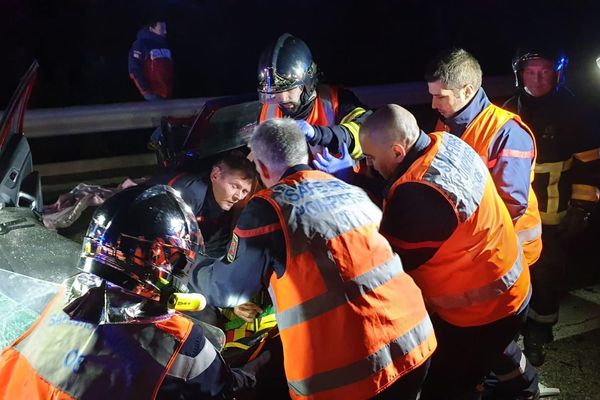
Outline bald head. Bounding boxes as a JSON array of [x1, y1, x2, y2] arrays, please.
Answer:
[[361, 104, 420, 149], [359, 104, 421, 179]]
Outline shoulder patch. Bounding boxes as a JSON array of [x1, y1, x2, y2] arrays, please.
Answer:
[[132, 50, 142, 59], [226, 233, 239, 263]]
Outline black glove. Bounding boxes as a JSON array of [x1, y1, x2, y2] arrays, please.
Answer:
[[556, 201, 593, 241], [230, 351, 271, 392]]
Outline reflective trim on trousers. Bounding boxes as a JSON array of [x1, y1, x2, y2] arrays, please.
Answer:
[[428, 252, 523, 309], [287, 316, 434, 397], [517, 224, 542, 244], [276, 255, 403, 331], [495, 352, 527, 382], [168, 337, 218, 380]]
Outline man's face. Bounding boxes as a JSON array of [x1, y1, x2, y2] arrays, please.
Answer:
[[428, 80, 471, 119], [210, 167, 253, 211], [150, 22, 167, 37], [522, 58, 556, 97], [359, 132, 400, 179], [269, 87, 303, 114]]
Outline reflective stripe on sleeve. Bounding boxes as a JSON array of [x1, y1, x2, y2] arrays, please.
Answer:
[[168, 338, 218, 380], [573, 147, 600, 163], [571, 184, 600, 202]]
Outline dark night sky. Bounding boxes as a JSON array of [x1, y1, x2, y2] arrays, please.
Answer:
[[2, 0, 600, 108]]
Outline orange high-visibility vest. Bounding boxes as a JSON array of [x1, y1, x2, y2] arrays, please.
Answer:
[[259, 85, 338, 126], [0, 283, 197, 400], [388, 132, 531, 327], [436, 105, 542, 266], [257, 169, 436, 400]]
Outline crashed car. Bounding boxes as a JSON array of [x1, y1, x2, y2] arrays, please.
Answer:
[[0, 63, 236, 349], [0, 61, 80, 348], [154, 93, 261, 170], [0, 63, 277, 380]]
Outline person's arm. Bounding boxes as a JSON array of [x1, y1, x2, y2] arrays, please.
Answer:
[[309, 88, 371, 159], [570, 111, 600, 207], [189, 197, 285, 308], [161, 322, 268, 398], [487, 120, 534, 221], [128, 39, 153, 98], [380, 182, 458, 270]]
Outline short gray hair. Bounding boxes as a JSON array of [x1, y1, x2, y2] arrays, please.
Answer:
[[249, 118, 308, 171], [425, 48, 482, 92]]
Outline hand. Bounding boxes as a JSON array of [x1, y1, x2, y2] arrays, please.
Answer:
[[233, 302, 263, 323], [556, 204, 592, 241], [296, 119, 315, 140], [312, 143, 354, 175]]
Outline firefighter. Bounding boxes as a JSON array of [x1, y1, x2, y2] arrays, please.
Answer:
[[192, 118, 437, 400], [128, 20, 174, 100], [424, 48, 542, 399], [504, 45, 600, 366], [356, 104, 533, 399], [0, 185, 268, 399], [425, 48, 542, 268], [257, 33, 370, 159]]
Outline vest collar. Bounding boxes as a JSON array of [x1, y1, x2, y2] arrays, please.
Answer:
[[440, 87, 491, 137], [384, 130, 431, 197], [281, 164, 312, 180]]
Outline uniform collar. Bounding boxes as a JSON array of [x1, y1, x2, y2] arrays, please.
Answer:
[[440, 87, 491, 137], [281, 164, 312, 179], [202, 182, 227, 217]]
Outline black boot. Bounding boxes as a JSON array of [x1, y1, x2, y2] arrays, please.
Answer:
[[523, 321, 552, 367]]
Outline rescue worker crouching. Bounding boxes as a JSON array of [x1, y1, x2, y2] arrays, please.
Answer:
[[350, 104, 533, 399], [0, 185, 268, 400], [257, 33, 370, 160], [191, 118, 437, 400]]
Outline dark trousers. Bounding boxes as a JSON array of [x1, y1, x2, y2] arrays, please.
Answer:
[[486, 341, 539, 399], [527, 225, 565, 336], [419, 307, 528, 400], [371, 359, 430, 400]]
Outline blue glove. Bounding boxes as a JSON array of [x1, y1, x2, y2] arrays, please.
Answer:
[[312, 143, 354, 175], [296, 119, 315, 140]]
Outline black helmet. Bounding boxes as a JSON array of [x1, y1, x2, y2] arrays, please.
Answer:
[[257, 33, 317, 103], [78, 185, 203, 303], [512, 45, 569, 88]]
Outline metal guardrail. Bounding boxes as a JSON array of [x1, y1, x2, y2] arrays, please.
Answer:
[[21, 75, 515, 138], [25, 75, 516, 183]]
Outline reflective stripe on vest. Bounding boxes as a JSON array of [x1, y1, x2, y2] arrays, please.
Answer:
[[259, 169, 436, 399], [6, 286, 194, 399], [389, 132, 530, 327], [442, 104, 543, 266], [428, 251, 524, 309], [168, 337, 217, 380], [276, 255, 403, 330], [260, 85, 336, 126], [287, 315, 434, 396]]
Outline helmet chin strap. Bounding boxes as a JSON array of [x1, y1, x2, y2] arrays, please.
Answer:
[[280, 85, 317, 119]]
